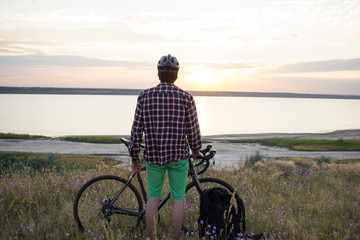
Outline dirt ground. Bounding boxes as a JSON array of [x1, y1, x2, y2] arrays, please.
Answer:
[[1, 129, 359, 167]]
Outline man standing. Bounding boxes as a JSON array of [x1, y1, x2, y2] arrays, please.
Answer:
[[129, 54, 202, 239]]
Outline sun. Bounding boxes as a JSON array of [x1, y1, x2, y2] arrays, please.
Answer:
[[185, 66, 219, 90]]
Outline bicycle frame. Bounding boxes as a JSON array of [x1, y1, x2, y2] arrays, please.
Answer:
[[108, 174, 144, 217], [109, 158, 204, 223]]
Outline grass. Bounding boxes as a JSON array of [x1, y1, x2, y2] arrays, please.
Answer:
[[0, 133, 46, 139], [233, 138, 360, 151], [1, 152, 359, 239], [61, 136, 126, 144], [0, 133, 125, 144]]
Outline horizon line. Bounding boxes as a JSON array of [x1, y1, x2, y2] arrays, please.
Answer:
[[0, 86, 360, 100]]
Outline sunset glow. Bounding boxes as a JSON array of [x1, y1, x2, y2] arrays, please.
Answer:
[[184, 66, 220, 90]]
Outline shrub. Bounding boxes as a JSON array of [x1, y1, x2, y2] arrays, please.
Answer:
[[25, 153, 62, 172], [0, 153, 89, 174], [316, 156, 332, 165], [0, 153, 26, 172], [245, 151, 268, 166]]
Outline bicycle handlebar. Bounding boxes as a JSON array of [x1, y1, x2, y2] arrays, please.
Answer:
[[120, 137, 145, 149], [191, 148, 216, 175], [198, 144, 216, 159], [200, 144, 212, 155]]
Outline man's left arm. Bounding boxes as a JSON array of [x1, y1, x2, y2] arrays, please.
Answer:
[[186, 96, 202, 156]]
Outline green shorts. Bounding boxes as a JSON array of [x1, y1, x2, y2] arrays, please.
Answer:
[[146, 159, 189, 200]]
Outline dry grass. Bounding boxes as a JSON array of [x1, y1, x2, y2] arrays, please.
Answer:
[[1, 155, 359, 239]]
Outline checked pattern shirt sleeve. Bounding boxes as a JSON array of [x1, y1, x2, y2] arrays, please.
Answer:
[[128, 83, 202, 166], [129, 95, 144, 163], [186, 95, 202, 156]]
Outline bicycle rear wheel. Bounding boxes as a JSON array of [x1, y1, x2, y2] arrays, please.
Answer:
[[183, 177, 238, 236], [73, 175, 143, 238]]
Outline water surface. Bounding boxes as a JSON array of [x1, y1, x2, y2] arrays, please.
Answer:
[[1, 94, 359, 136]]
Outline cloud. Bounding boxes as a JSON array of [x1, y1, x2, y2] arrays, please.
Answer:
[[0, 40, 44, 55], [0, 55, 152, 68], [273, 58, 360, 73], [1, 0, 40, 2], [0, 27, 166, 44], [182, 60, 254, 70], [0, 54, 257, 71], [0, 73, 11, 78]]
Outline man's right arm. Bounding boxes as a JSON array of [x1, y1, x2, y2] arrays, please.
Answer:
[[129, 95, 143, 164]]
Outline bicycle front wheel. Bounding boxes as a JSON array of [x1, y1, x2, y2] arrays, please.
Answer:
[[73, 175, 143, 237], [183, 177, 237, 235]]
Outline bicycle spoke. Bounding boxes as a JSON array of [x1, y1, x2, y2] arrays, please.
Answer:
[[74, 175, 143, 238]]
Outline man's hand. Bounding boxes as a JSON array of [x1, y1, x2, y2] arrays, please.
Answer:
[[132, 162, 142, 174], [191, 152, 203, 160]]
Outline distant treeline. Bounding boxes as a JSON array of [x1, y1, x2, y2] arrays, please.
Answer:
[[1, 86, 360, 99]]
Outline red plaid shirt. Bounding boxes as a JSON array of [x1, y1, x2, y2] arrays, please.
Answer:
[[129, 82, 202, 166]]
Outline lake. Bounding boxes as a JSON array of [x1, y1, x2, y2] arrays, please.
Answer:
[[1, 94, 360, 137]]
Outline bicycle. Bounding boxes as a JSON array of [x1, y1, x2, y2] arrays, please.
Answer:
[[73, 138, 242, 238]]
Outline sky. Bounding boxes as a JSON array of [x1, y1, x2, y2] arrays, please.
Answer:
[[1, 0, 360, 95]]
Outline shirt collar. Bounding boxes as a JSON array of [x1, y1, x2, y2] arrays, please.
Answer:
[[159, 82, 174, 86]]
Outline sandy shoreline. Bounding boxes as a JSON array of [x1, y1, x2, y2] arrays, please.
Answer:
[[1, 129, 359, 167], [203, 129, 360, 141]]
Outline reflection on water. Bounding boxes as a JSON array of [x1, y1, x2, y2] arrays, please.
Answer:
[[195, 96, 360, 135], [1, 94, 360, 136]]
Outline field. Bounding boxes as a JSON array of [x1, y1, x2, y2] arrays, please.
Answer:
[[0, 152, 359, 240], [232, 139, 360, 151]]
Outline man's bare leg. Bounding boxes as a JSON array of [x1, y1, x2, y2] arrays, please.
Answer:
[[171, 199, 184, 240], [146, 197, 160, 239]]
